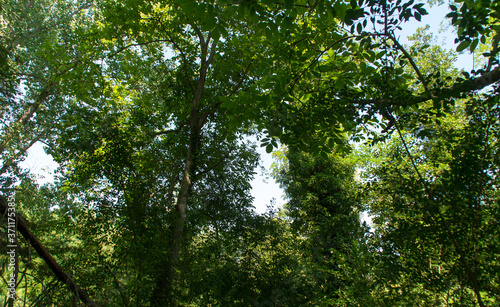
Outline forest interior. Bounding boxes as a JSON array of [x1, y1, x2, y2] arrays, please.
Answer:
[[1, 0, 499, 306]]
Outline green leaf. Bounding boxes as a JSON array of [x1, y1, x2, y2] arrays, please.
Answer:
[[195, 3, 206, 18], [177, 0, 197, 12], [357, 23, 362, 34], [469, 39, 479, 52], [212, 28, 221, 41], [320, 150, 329, 160], [456, 40, 471, 52], [266, 144, 273, 153], [218, 24, 228, 38]]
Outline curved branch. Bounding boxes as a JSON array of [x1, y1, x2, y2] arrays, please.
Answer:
[[452, 66, 500, 94]]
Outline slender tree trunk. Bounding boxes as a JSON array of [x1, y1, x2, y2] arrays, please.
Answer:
[[151, 147, 196, 305], [151, 30, 217, 306], [151, 86, 203, 305]]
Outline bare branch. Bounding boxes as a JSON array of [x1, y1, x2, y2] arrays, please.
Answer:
[[206, 37, 218, 67], [389, 33, 430, 94], [107, 40, 170, 59], [193, 26, 207, 62]]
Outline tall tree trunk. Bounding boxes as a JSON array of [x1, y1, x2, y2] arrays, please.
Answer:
[[151, 145, 196, 305], [151, 31, 217, 306]]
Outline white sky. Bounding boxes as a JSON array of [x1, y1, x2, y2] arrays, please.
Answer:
[[20, 142, 58, 184], [251, 143, 284, 213]]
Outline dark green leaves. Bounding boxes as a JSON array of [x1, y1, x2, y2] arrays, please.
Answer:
[[260, 134, 278, 153], [456, 39, 471, 52]]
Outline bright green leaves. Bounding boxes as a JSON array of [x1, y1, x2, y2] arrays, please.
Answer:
[[360, 92, 500, 304], [189, 1, 220, 32], [0, 0, 99, 184]]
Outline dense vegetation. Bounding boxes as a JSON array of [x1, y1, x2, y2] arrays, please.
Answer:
[[1, 0, 499, 305]]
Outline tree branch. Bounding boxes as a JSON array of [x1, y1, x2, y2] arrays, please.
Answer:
[[0, 128, 45, 176], [206, 38, 218, 67], [454, 65, 500, 92], [389, 32, 430, 94], [194, 26, 207, 63], [0, 196, 98, 307], [107, 40, 170, 59], [199, 59, 254, 127], [354, 65, 500, 109], [283, 34, 382, 95], [148, 121, 189, 137], [196, 149, 233, 177]]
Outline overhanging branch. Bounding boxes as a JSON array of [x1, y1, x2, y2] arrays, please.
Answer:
[[0, 196, 98, 307]]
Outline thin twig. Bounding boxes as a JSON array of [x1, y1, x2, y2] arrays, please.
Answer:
[[389, 32, 430, 94], [106, 40, 170, 59]]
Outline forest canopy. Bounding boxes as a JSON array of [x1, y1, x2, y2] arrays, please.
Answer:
[[0, 0, 499, 306]]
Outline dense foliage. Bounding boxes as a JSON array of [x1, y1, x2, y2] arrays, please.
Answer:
[[0, 0, 499, 306]]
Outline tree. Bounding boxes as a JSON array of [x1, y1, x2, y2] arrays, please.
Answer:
[[0, 0, 97, 177], [0, 1, 102, 305], [272, 144, 369, 305], [0, 180, 100, 306], [357, 27, 500, 306], [266, 0, 499, 154]]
